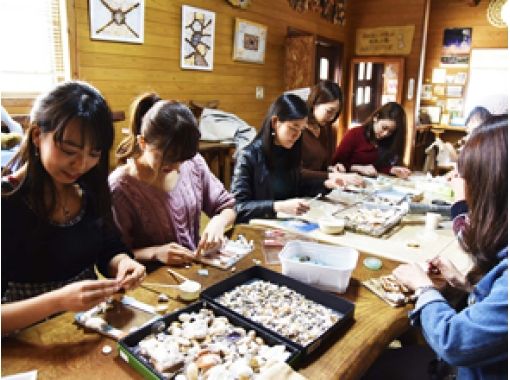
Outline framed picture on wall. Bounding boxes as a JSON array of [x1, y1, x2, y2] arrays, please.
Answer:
[[446, 85, 463, 97], [441, 27, 472, 65], [181, 5, 215, 71], [232, 18, 267, 64], [89, 0, 144, 43]]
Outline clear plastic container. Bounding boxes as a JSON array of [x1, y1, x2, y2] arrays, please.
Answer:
[[279, 241, 359, 293]]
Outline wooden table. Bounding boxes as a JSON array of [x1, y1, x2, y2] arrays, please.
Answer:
[[2, 225, 411, 380], [199, 141, 236, 189]]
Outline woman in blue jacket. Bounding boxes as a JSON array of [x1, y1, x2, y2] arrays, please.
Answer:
[[393, 115, 508, 380]]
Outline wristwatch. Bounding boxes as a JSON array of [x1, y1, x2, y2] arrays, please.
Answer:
[[414, 285, 437, 298]]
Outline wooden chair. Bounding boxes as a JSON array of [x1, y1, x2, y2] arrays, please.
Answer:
[[412, 125, 435, 172]]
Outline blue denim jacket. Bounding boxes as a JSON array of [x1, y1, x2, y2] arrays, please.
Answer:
[[410, 247, 508, 380]]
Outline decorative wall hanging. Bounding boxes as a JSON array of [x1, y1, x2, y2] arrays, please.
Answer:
[[355, 25, 415, 56], [487, 0, 508, 28], [226, 0, 252, 9], [89, 0, 144, 43], [232, 18, 267, 64], [288, 0, 346, 26], [441, 28, 472, 65], [181, 5, 215, 71]]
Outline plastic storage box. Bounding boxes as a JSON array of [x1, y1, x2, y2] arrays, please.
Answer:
[[279, 241, 359, 293]]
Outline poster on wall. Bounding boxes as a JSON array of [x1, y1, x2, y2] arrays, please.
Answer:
[[232, 18, 267, 64], [441, 28, 472, 65], [181, 5, 215, 71], [89, 0, 144, 43], [355, 25, 415, 55]]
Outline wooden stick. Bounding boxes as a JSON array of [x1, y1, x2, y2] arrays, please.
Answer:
[[166, 268, 189, 283], [142, 282, 179, 288]]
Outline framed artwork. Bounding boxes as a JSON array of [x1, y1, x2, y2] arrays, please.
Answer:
[[453, 72, 467, 85], [181, 5, 215, 71], [441, 27, 472, 65], [419, 106, 442, 124], [446, 98, 464, 112], [89, 0, 144, 44], [233, 18, 267, 64], [446, 85, 463, 97], [433, 85, 445, 96], [420, 84, 433, 100]]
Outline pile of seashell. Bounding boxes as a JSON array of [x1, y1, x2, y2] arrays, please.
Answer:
[[135, 308, 291, 379], [217, 280, 340, 346], [340, 206, 402, 235]]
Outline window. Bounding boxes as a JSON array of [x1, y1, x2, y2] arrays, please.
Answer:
[[319, 58, 329, 80], [465, 48, 508, 116], [0, 0, 70, 96]]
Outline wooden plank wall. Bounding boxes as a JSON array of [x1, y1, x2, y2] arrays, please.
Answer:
[[345, 0, 428, 165], [2, 0, 349, 160], [423, 0, 508, 83]]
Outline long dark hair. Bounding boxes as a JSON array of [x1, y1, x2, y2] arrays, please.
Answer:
[[116, 93, 200, 165], [458, 114, 507, 276], [307, 80, 343, 127], [2, 81, 114, 223], [363, 102, 406, 167], [256, 94, 308, 170]]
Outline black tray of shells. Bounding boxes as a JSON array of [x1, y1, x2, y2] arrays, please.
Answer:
[[201, 265, 355, 357], [118, 299, 300, 380]]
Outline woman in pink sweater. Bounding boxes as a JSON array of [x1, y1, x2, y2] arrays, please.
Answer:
[[331, 102, 411, 178], [109, 93, 236, 266]]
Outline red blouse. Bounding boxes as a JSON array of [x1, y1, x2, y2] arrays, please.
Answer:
[[331, 126, 391, 174]]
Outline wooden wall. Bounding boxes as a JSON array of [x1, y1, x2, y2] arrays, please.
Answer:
[[345, 0, 428, 165], [2, 0, 348, 158], [423, 0, 508, 82]]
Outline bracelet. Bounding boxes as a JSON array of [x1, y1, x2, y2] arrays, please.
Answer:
[[414, 285, 437, 298]]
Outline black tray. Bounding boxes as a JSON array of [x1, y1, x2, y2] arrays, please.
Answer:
[[201, 265, 355, 356], [118, 299, 301, 380]]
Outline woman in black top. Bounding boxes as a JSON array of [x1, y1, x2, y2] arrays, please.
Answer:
[[231, 94, 343, 223], [1, 81, 145, 334]]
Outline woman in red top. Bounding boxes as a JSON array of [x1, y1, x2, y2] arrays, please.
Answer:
[[331, 102, 411, 178]]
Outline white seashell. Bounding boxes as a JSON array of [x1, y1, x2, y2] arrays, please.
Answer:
[[83, 316, 107, 331], [185, 362, 198, 380], [230, 358, 254, 379]]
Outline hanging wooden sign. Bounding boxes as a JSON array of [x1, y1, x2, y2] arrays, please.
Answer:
[[356, 25, 415, 56]]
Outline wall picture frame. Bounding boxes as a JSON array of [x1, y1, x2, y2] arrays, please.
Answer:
[[89, 0, 144, 44], [181, 5, 215, 71], [233, 18, 267, 64]]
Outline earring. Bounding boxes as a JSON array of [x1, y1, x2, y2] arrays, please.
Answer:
[[34, 147, 39, 157], [271, 130, 275, 136]]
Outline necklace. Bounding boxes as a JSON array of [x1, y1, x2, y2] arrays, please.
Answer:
[[58, 185, 75, 223]]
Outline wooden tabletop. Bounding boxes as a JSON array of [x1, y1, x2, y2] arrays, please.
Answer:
[[1, 225, 411, 380]]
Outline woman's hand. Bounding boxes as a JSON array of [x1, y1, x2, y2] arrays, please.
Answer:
[[198, 215, 227, 254], [393, 263, 435, 291], [326, 172, 365, 188], [328, 163, 346, 173], [56, 279, 121, 312], [155, 243, 196, 266], [428, 256, 472, 292], [390, 166, 412, 179], [115, 255, 146, 290], [274, 199, 310, 216], [351, 164, 378, 177]]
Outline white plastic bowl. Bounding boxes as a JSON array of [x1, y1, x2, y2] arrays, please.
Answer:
[[318, 218, 345, 234], [279, 241, 359, 293]]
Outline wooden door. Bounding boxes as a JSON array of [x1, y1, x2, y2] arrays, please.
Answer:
[[284, 35, 316, 90]]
